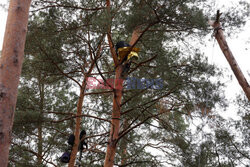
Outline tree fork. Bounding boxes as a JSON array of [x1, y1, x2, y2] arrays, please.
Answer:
[[0, 0, 31, 166], [104, 24, 142, 166], [67, 30, 103, 166], [210, 10, 250, 101], [104, 2, 142, 165], [104, 0, 123, 164]]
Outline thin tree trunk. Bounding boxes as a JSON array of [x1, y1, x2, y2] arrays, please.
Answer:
[[68, 83, 86, 167], [210, 11, 250, 101], [37, 124, 43, 164], [0, 0, 31, 166], [37, 80, 44, 165], [68, 61, 96, 166], [104, 65, 124, 167]]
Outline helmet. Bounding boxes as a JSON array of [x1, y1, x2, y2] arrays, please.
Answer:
[[115, 41, 130, 54]]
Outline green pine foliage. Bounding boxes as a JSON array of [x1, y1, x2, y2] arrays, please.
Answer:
[[9, 0, 250, 166]]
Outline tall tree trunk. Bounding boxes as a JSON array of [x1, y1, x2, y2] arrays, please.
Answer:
[[104, 65, 124, 167], [68, 83, 86, 167], [210, 11, 250, 101], [67, 39, 97, 166], [68, 61, 96, 166], [0, 0, 31, 166], [104, 25, 141, 166]]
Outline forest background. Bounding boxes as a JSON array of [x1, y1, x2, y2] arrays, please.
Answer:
[[0, 0, 249, 166]]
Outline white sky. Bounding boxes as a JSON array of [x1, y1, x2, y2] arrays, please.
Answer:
[[0, 0, 249, 117]]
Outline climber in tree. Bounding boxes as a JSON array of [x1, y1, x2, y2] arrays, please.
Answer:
[[115, 41, 139, 78], [60, 129, 88, 163]]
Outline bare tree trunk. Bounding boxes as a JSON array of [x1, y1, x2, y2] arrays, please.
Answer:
[[104, 65, 124, 167], [68, 60, 96, 166], [104, 1, 123, 165], [210, 11, 250, 101], [104, 27, 141, 166], [0, 0, 31, 166], [68, 83, 86, 167]]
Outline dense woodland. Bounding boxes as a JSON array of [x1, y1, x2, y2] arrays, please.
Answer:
[[0, 0, 249, 167]]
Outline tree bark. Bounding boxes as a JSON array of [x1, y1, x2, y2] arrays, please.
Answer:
[[104, 27, 141, 166], [120, 118, 129, 166], [68, 60, 96, 166], [68, 82, 86, 167], [0, 0, 31, 166], [104, 65, 124, 167], [211, 18, 250, 101], [104, 1, 123, 164]]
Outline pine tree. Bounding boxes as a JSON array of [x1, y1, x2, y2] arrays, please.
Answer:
[[0, 1, 31, 166], [9, 10, 78, 166], [7, 0, 250, 166]]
